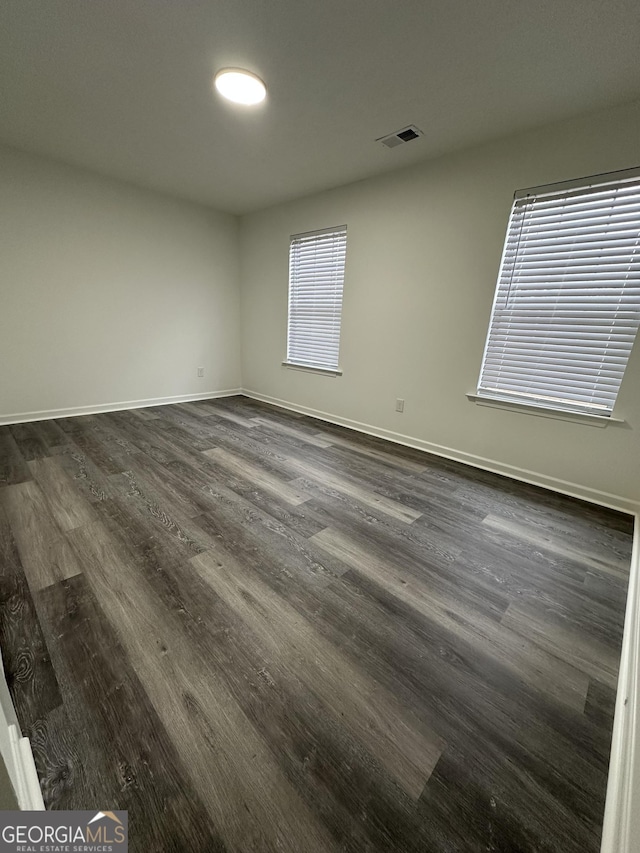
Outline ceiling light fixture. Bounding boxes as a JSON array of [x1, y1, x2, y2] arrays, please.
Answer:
[[214, 68, 266, 106]]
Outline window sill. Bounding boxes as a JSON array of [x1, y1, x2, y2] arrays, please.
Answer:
[[282, 361, 343, 377], [466, 393, 626, 428]]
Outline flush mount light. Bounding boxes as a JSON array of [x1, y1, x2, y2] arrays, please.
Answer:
[[214, 68, 266, 105]]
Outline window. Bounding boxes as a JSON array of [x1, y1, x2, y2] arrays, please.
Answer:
[[477, 171, 640, 417], [285, 225, 347, 373]]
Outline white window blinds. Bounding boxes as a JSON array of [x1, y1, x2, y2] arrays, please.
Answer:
[[286, 226, 347, 372], [478, 173, 640, 415]]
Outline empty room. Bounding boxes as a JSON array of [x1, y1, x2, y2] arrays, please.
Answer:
[[1, 1, 640, 851]]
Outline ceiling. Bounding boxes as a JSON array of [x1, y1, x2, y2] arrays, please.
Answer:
[[1, 0, 640, 215]]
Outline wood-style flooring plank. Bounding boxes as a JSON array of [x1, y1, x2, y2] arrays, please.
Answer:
[[313, 429, 428, 471], [501, 600, 620, 688], [28, 457, 96, 531], [0, 431, 31, 486], [9, 422, 51, 462], [483, 513, 630, 579], [122, 452, 203, 519], [252, 416, 334, 448], [180, 400, 258, 429], [56, 416, 130, 474], [128, 406, 160, 421], [0, 504, 62, 728], [0, 481, 83, 591], [204, 445, 310, 506], [54, 444, 120, 504], [106, 470, 212, 559], [288, 464, 422, 524], [28, 704, 90, 809]]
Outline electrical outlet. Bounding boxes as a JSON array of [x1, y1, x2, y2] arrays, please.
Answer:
[[197, 367, 205, 378], [395, 398, 404, 413]]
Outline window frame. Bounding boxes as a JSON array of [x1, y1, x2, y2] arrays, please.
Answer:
[[283, 225, 347, 375], [473, 168, 640, 422]]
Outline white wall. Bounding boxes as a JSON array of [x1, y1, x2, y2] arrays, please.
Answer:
[[240, 99, 640, 508], [0, 145, 241, 419]]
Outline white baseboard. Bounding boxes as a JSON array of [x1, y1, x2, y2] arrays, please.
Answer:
[[0, 388, 243, 426], [242, 389, 639, 516]]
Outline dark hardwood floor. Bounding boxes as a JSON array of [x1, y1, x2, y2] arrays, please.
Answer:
[[0, 395, 633, 852]]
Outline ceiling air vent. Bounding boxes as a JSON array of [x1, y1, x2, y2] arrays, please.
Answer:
[[377, 125, 423, 149]]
